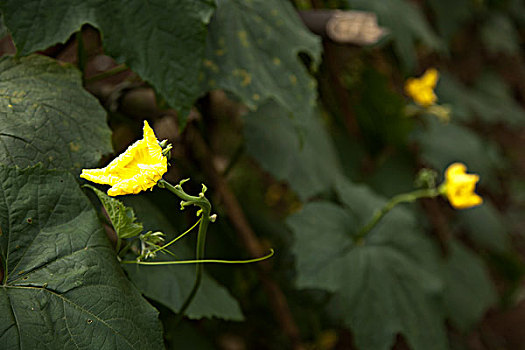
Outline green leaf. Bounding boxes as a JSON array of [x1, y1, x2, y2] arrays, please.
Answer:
[[481, 13, 520, 55], [428, 0, 473, 40], [122, 196, 244, 321], [413, 119, 505, 189], [437, 72, 525, 127], [201, 0, 321, 121], [0, 55, 112, 172], [0, 0, 215, 123], [366, 151, 417, 197], [288, 178, 448, 350], [348, 0, 442, 70], [456, 200, 510, 253], [443, 240, 497, 332], [243, 100, 343, 201], [0, 165, 163, 349], [84, 185, 143, 239]]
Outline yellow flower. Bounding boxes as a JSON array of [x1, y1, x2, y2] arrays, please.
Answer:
[[81, 121, 168, 196], [441, 163, 483, 209], [405, 68, 439, 107]]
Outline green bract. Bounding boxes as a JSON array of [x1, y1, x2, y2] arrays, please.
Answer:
[[85, 185, 143, 239], [0, 165, 163, 349]]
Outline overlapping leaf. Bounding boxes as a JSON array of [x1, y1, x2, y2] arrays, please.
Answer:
[[122, 196, 243, 321], [0, 55, 111, 172], [0, 165, 163, 349], [1, 0, 215, 122], [244, 101, 343, 201], [288, 177, 448, 350], [201, 0, 321, 121]]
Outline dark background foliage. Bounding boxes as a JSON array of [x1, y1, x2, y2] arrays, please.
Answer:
[[2, 0, 525, 349]]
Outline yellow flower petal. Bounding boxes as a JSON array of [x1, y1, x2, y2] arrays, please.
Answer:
[[442, 163, 483, 209], [404, 68, 439, 107], [80, 121, 168, 196]]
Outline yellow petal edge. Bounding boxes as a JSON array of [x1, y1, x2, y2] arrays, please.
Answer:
[[404, 68, 439, 107], [80, 121, 168, 196], [443, 162, 483, 209]]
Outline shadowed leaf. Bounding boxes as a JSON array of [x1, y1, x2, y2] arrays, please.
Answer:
[[0, 55, 111, 172], [0, 165, 163, 349]]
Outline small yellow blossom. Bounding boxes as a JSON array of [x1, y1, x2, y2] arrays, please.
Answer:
[[405, 68, 439, 107], [441, 163, 483, 209], [81, 121, 168, 196]]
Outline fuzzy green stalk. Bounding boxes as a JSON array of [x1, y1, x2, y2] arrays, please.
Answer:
[[157, 179, 212, 322], [354, 188, 441, 243]]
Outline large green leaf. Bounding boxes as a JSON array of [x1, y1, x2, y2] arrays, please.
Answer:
[[0, 165, 163, 349], [288, 178, 447, 350], [0, 55, 111, 172], [348, 0, 442, 70], [1, 0, 215, 122], [122, 196, 243, 321], [243, 101, 343, 201], [201, 0, 321, 121], [443, 240, 496, 332]]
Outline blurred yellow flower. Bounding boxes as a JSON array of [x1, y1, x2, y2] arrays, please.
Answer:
[[81, 121, 168, 196], [405, 68, 439, 107], [442, 163, 483, 209]]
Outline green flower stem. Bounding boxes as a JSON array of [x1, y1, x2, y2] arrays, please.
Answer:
[[157, 178, 212, 321], [354, 188, 441, 243]]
